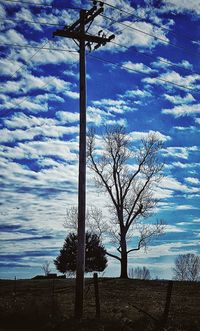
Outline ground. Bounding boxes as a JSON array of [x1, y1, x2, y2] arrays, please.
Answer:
[[0, 277, 199, 330]]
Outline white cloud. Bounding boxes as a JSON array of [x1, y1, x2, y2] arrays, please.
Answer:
[[9, 39, 78, 66], [152, 57, 193, 70], [170, 161, 200, 169], [115, 20, 169, 50], [192, 218, 200, 223], [106, 118, 127, 126], [123, 89, 151, 98], [122, 61, 154, 74], [162, 103, 200, 117], [162, 0, 200, 16], [0, 3, 6, 17], [0, 139, 78, 161], [92, 98, 133, 114], [0, 29, 27, 44], [0, 123, 79, 143], [158, 176, 199, 194], [129, 130, 171, 142], [65, 91, 79, 99], [56, 111, 79, 123], [0, 96, 47, 112], [176, 205, 198, 210], [162, 146, 198, 159], [143, 70, 200, 91], [195, 118, 200, 124], [163, 93, 195, 105], [185, 177, 200, 185], [0, 58, 24, 77], [165, 225, 186, 233], [132, 241, 199, 259], [0, 72, 74, 95]]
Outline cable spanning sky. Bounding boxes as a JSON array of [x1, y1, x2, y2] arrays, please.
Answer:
[[0, 0, 200, 279]]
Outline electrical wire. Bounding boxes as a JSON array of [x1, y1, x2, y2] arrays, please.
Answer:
[[0, 49, 79, 118], [0, 42, 78, 89], [0, 17, 65, 27], [87, 53, 199, 94], [1, 17, 198, 71], [2, 40, 50, 80], [1, 15, 197, 75], [95, 1, 195, 43], [0, 42, 79, 53], [2, 0, 83, 10], [100, 14, 196, 55], [2, 0, 53, 7], [2, 3, 198, 71], [87, 26, 198, 75], [0, 42, 199, 94], [109, 40, 197, 74]]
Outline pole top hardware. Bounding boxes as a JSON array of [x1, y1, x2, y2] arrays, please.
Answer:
[[52, 2, 115, 53]]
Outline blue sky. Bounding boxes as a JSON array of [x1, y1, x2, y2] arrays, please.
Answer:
[[0, 0, 200, 280]]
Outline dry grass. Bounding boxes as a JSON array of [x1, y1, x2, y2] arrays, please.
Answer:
[[0, 278, 199, 330]]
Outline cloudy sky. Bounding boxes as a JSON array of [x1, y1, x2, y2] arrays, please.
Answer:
[[0, 0, 200, 280]]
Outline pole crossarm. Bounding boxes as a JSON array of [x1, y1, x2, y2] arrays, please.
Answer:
[[53, 29, 114, 44]]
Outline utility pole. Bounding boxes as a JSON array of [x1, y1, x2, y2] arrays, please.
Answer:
[[53, 1, 114, 319]]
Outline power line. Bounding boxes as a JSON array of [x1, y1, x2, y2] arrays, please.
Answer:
[[1, 14, 197, 75], [1, 39, 199, 77], [109, 40, 198, 75], [0, 42, 199, 94], [2, 0, 53, 7], [100, 14, 197, 55], [2, 0, 83, 10], [87, 53, 199, 94], [0, 17, 64, 27], [96, 1, 195, 43], [1, 6, 197, 64], [0, 53, 79, 118], [1, 16, 198, 74], [0, 42, 78, 83], [2, 41, 49, 80], [88, 26, 198, 75], [0, 42, 79, 53]]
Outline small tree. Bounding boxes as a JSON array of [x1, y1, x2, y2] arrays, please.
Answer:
[[173, 253, 200, 281], [41, 261, 51, 276], [129, 266, 151, 280], [54, 232, 107, 274]]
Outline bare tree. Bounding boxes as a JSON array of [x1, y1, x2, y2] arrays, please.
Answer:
[[64, 205, 108, 238], [173, 253, 200, 281], [129, 266, 151, 280], [87, 125, 165, 278], [41, 261, 51, 276]]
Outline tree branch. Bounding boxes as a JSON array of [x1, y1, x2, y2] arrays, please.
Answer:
[[106, 251, 121, 261]]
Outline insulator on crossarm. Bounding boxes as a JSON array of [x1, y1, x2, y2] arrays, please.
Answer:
[[94, 43, 101, 50], [108, 34, 115, 41]]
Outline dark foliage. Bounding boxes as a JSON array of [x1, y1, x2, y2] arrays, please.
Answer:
[[54, 232, 107, 274]]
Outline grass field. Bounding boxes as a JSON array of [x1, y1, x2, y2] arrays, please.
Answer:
[[0, 277, 199, 330]]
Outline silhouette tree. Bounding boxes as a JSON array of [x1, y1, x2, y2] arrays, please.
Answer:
[[41, 261, 51, 276], [87, 125, 165, 278], [129, 266, 151, 280], [173, 253, 200, 281], [54, 232, 107, 274]]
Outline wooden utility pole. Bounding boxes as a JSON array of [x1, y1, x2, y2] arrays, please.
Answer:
[[53, 1, 114, 319]]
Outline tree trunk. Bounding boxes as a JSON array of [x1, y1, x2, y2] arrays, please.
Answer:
[[120, 232, 128, 278]]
